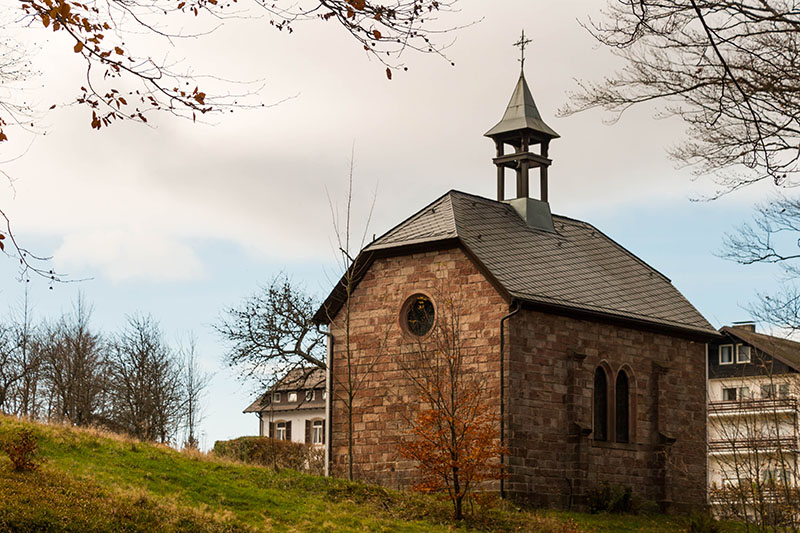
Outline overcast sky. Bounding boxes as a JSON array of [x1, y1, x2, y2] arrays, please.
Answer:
[[0, 1, 784, 447]]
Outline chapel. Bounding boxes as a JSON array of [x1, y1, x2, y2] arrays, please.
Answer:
[[314, 36, 716, 512]]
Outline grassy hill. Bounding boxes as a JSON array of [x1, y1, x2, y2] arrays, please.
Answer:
[[0, 415, 731, 532]]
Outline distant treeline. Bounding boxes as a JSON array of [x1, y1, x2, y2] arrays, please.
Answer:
[[0, 295, 208, 447]]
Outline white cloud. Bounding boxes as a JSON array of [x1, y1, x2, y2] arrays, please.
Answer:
[[54, 229, 205, 282]]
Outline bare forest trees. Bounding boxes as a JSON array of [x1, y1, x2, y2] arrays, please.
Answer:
[[107, 315, 185, 443], [565, 1, 800, 192], [0, 296, 209, 446], [39, 299, 107, 427]]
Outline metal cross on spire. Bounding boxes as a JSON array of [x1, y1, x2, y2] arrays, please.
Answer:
[[513, 29, 532, 70]]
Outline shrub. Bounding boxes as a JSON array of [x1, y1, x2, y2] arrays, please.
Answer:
[[212, 436, 320, 472], [1, 427, 39, 472], [586, 482, 632, 514]]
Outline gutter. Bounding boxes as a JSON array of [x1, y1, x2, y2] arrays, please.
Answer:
[[318, 326, 334, 477], [499, 301, 521, 500]]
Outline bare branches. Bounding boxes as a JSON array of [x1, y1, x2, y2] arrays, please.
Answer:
[[1, 0, 457, 144], [0, 206, 66, 283], [394, 287, 504, 521], [257, 0, 459, 74], [565, 1, 800, 193], [216, 274, 326, 392], [722, 195, 800, 333]]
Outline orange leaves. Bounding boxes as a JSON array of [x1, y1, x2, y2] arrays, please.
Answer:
[[73, 41, 84, 53], [372, 29, 381, 40], [0, 233, 5, 252], [385, 67, 392, 80]]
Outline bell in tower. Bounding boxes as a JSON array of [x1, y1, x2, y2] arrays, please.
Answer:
[[485, 30, 559, 205]]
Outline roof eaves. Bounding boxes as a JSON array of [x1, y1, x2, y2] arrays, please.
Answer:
[[518, 296, 720, 341], [720, 326, 800, 372]]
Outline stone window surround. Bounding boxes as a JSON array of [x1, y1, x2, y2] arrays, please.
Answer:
[[592, 361, 636, 446]]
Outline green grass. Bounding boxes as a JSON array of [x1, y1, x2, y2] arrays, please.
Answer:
[[0, 415, 740, 532]]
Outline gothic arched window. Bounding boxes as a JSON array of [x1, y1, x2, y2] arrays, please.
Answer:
[[593, 367, 608, 441], [615, 370, 630, 443]]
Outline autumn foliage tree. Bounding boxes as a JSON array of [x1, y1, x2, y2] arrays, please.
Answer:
[[395, 293, 505, 521], [1, 0, 457, 278]]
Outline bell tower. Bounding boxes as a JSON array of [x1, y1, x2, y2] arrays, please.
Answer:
[[485, 30, 559, 204]]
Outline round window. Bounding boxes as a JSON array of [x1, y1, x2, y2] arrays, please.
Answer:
[[404, 294, 435, 336]]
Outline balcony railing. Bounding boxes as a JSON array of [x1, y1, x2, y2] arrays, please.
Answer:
[[709, 397, 798, 414], [708, 436, 798, 453]]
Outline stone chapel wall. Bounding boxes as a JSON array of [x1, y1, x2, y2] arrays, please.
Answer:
[[506, 310, 707, 512], [328, 246, 508, 487]]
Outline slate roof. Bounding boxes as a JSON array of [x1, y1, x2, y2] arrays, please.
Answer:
[[316, 190, 716, 337], [243, 368, 325, 413], [484, 72, 559, 141], [721, 326, 800, 371]]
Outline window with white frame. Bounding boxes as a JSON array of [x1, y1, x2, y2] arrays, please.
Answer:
[[276, 421, 287, 440], [762, 384, 777, 399], [272, 392, 281, 403], [323, 389, 327, 400], [779, 383, 791, 398], [305, 390, 314, 402], [312, 420, 324, 444], [719, 345, 734, 365], [288, 392, 297, 402], [736, 344, 751, 363], [722, 388, 737, 401]]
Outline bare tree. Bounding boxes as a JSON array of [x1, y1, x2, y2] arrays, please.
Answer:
[[564, 1, 800, 194], [6, 288, 42, 418], [178, 335, 212, 449], [324, 153, 389, 481], [217, 274, 326, 392], [39, 296, 108, 426], [0, 324, 23, 413], [107, 314, 183, 443]]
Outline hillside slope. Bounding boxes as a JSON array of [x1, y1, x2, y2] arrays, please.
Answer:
[[0, 415, 723, 532]]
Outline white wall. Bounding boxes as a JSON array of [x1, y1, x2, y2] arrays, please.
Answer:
[[259, 409, 325, 445]]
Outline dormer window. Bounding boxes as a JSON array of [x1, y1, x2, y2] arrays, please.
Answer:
[[272, 392, 281, 403], [288, 392, 297, 403], [736, 345, 751, 364], [305, 390, 314, 402], [719, 345, 733, 365]]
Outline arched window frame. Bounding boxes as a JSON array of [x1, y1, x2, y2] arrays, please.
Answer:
[[593, 364, 611, 441], [615, 368, 631, 443]]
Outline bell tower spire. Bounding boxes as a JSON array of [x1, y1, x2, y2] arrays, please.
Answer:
[[485, 30, 559, 203]]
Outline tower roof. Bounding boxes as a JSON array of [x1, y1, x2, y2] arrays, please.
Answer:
[[484, 72, 559, 142]]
